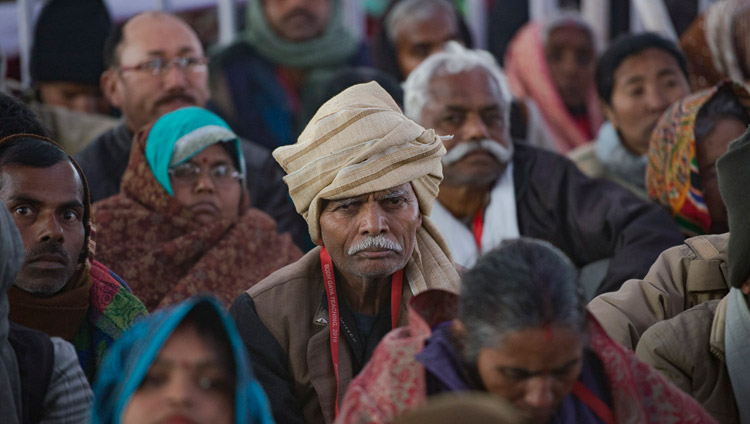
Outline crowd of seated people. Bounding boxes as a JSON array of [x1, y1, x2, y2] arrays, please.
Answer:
[[1, 0, 749, 423]]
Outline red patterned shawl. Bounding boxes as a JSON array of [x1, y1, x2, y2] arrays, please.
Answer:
[[91, 125, 302, 311], [337, 290, 716, 424]]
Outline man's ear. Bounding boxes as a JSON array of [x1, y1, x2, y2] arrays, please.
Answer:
[[741, 279, 750, 295], [100, 69, 121, 109], [601, 101, 618, 129]]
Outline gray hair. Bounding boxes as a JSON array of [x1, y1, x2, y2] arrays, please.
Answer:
[[458, 238, 587, 364], [385, 0, 456, 43], [402, 41, 512, 123]]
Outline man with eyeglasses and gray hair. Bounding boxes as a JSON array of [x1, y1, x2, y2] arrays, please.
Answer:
[[75, 11, 308, 249], [403, 41, 684, 295]]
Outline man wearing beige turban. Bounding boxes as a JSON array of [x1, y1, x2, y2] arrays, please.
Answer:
[[229, 81, 461, 424]]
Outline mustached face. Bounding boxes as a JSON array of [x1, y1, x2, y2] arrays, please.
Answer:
[[319, 183, 421, 284], [0, 162, 86, 295], [419, 69, 513, 187], [347, 234, 404, 256], [263, 0, 331, 42], [442, 139, 514, 166]]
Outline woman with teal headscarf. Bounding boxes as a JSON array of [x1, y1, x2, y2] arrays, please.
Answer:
[[91, 107, 302, 311], [92, 295, 275, 424]]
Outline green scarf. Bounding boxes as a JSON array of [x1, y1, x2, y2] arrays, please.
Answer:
[[244, 0, 360, 69]]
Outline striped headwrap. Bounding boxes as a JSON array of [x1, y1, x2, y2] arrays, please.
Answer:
[[646, 80, 750, 236], [274, 81, 459, 294]]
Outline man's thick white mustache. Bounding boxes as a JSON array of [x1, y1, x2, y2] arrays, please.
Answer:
[[442, 139, 514, 166], [348, 235, 403, 255]]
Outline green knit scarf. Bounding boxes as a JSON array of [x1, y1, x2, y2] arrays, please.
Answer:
[[244, 0, 360, 69]]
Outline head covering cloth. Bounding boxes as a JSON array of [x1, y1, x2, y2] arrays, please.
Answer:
[[91, 295, 275, 424], [31, 0, 111, 85], [646, 80, 750, 236], [680, 0, 750, 90], [274, 81, 459, 294], [0, 203, 23, 424], [503, 12, 604, 153], [244, 0, 359, 69], [0, 134, 95, 341], [144, 106, 245, 196], [91, 108, 301, 311]]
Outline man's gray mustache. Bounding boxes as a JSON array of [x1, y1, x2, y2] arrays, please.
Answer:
[[442, 139, 514, 166], [348, 235, 403, 255]]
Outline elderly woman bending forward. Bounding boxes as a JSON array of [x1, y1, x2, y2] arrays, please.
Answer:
[[337, 238, 715, 424]]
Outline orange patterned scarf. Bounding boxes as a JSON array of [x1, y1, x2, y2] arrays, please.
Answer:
[[646, 80, 750, 236]]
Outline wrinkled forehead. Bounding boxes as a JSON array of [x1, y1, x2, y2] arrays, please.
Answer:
[[322, 182, 416, 206], [428, 68, 506, 108]]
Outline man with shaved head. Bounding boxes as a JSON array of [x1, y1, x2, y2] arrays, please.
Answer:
[[75, 12, 307, 247]]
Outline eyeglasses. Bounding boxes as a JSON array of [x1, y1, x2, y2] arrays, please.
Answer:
[[118, 56, 209, 76], [168, 162, 241, 187]]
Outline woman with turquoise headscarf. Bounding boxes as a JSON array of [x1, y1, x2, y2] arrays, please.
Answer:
[[92, 295, 275, 424], [91, 107, 302, 311]]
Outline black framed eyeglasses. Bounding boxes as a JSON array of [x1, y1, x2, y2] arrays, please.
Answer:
[[168, 162, 241, 187], [118, 56, 209, 76]]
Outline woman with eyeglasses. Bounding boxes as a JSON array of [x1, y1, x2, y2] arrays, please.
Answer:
[[91, 107, 302, 311]]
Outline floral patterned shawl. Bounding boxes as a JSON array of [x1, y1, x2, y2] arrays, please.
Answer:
[[646, 80, 750, 237], [91, 123, 302, 311]]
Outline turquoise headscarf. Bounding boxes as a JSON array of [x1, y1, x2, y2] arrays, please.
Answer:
[[91, 295, 275, 424], [145, 107, 246, 196]]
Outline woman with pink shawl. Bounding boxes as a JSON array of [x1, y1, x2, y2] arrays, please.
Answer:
[[505, 12, 604, 153]]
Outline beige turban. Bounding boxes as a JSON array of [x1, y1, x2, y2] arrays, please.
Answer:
[[274, 81, 459, 294]]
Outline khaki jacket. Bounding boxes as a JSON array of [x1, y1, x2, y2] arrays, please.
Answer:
[[234, 247, 455, 424], [588, 233, 730, 349], [636, 297, 738, 423]]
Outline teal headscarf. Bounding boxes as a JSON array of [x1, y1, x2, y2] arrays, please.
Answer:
[[145, 107, 245, 196], [244, 0, 359, 69], [91, 295, 275, 424]]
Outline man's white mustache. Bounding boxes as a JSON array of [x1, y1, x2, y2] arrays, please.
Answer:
[[442, 139, 514, 166], [348, 235, 403, 255]]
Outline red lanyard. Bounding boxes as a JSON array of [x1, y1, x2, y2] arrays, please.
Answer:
[[319, 247, 403, 417], [472, 208, 484, 250], [572, 381, 615, 424]]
